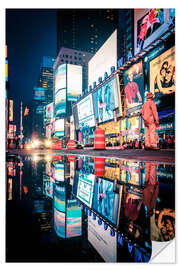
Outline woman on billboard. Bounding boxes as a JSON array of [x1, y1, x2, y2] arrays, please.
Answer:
[[153, 61, 175, 95]]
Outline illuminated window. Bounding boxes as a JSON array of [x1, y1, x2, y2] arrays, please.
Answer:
[[90, 24, 94, 27]]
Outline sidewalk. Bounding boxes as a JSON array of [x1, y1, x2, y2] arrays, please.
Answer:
[[7, 148, 175, 164]]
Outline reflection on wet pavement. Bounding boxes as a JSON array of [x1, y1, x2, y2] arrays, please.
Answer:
[[6, 154, 175, 262]]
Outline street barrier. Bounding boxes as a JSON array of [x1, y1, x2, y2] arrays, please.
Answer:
[[94, 128, 105, 150]]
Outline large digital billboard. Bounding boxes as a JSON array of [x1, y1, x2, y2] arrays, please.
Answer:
[[45, 102, 53, 122], [54, 184, 66, 212], [123, 61, 144, 113], [55, 64, 66, 93], [134, 9, 175, 55], [67, 64, 82, 102], [54, 162, 65, 181], [34, 87, 45, 100], [88, 215, 117, 262], [88, 29, 117, 87], [55, 88, 66, 116], [66, 200, 82, 238], [54, 208, 65, 238], [92, 178, 120, 225], [149, 46, 175, 108], [77, 94, 95, 128], [93, 75, 121, 123], [77, 172, 95, 208], [54, 119, 64, 138]]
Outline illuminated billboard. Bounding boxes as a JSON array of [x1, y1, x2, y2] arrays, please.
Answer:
[[77, 172, 95, 208], [54, 162, 65, 181], [43, 175, 53, 199], [88, 29, 117, 87], [54, 208, 65, 238], [45, 102, 53, 122], [55, 88, 66, 116], [36, 105, 44, 114], [93, 75, 121, 123], [66, 200, 82, 238], [88, 215, 117, 262], [92, 178, 120, 225], [123, 61, 144, 113], [67, 64, 82, 102], [134, 9, 175, 55], [34, 87, 45, 100], [54, 184, 66, 212], [54, 119, 64, 138], [46, 124, 51, 138], [55, 64, 66, 93], [77, 94, 95, 128], [150, 46, 175, 108], [9, 100, 13, 121], [5, 59, 8, 81]]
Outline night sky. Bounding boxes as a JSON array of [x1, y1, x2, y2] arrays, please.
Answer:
[[6, 9, 57, 129]]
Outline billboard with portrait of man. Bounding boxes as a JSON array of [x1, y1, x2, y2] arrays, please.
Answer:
[[149, 46, 175, 109], [123, 61, 144, 114]]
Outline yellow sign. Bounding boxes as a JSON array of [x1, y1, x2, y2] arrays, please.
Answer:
[[9, 100, 13, 121], [104, 166, 119, 180], [99, 121, 120, 135]]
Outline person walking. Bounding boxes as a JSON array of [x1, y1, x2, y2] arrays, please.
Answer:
[[142, 92, 159, 150]]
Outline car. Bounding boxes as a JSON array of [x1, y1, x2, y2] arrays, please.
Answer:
[[31, 137, 52, 149]]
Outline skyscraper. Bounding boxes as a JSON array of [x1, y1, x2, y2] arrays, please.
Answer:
[[57, 9, 119, 55], [33, 56, 55, 137]]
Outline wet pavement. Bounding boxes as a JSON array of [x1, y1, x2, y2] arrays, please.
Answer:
[[6, 153, 175, 262]]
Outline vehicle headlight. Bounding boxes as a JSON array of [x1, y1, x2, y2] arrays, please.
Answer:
[[45, 140, 51, 147]]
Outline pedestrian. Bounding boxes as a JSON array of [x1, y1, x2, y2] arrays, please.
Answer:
[[142, 92, 159, 150]]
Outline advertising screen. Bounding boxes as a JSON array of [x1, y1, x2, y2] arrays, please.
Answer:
[[54, 119, 64, 138], [126, 116, 139, 140], [55, 64, 66, 93], [123, 61, 144, 113], [54, 162, 65, 181], [77, 94, 95, 128], [54, 184, 66, 212], [77, 172, 95, 207], [121, 161, 140, 186], [88, 29, 117, 87], [45, 102, 53, 122], [66, 200, 82, 238], [92, 178, 119, 225], [134, 9, 172, 55], [149, 46, 175, 108], [93, 75, 120, 123], [5, 59, 8, 81], [88, 215, 117, 262], [43, 175, 53, 199], [9, 100, 13, 121], [46, 124, 51, 138], [72, 104, 79, 130], [36, 105, 44, 114], [34, 87, 45, 100], [67, 64, 82, 102], [55, 88, 66, 116], [54, 208, 65, 238]]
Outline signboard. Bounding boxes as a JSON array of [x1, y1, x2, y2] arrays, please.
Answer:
[[66, 200, 82, 238], [123, 61, 144, 113], [45, 102, 53, 122], [134, 9, 174, 55], [150, 46, 175, 108], [43, 175, 53, 199], [54, 119, 64, 138], [93, 75, 121, 123], [99, 121, 120, 136], [46, 124, 51, 139], [77, 94, 95, 128], [77, 173, 95, 208], [92, 178, 120, 225], [54, 184, 66, 212], [54, 162, 65, 181], [70, 115, 75, 140], [55, 88, 66, 116], [88, 215, 117, 262], [5, 59, 8, 81], [9, 100, 13, 121], [67, 64, 82, 101], [36, 105, 44, 114], [34, 87, 45, 100], [88, 29, 117, 87], [54, 208, 65, 238], [55, 64, 66, 93]]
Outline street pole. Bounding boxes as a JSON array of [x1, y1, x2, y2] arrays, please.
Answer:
[[20, 102, 23, 149]]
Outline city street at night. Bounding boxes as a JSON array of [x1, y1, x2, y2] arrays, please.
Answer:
[[4, 6, 176, 264]]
